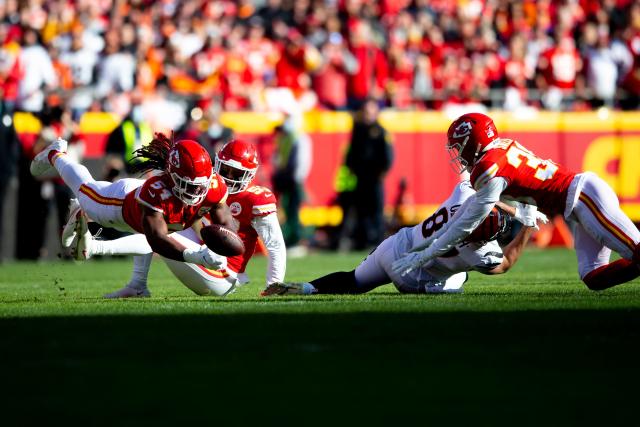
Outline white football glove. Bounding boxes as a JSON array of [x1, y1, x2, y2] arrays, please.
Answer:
[[513, 203, 549, 230], [183, 245, 227, 270], [392, 252, 428, 277]]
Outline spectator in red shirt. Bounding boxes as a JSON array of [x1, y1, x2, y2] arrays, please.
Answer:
[[347, 20, 388, 109], [312, 32, 358, 110], [537, 35, 583, 110], [275, 29, 310, 94]]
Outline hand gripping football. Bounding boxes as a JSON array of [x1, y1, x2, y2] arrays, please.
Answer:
[[466, 207, 511, 243], [201, 224, 245, 256]]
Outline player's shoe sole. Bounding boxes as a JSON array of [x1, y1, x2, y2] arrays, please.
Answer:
[[104, 286, 151, 299], [61, 199, 81, 249], [30, 137, 67, 178], [72, 213, 91, 261], [261, 282, 306, 296]]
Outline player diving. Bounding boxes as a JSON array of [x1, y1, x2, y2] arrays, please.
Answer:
[[391, 112, 640, 291], [60, 139, 286, 298], [30, 134, 239, 296]]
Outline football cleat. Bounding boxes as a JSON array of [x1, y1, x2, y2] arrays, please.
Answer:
[[61, 199, 82, 249], [104, 285, 151, 299], [424, 272, 468, 294], [71, 213, 92, 261], [261, 282, 307, 296], [30, 137, 67, 178]]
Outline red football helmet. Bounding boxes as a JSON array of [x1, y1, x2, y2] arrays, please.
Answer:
[[446, 113, 499, 174], [166, 140, 213, 205], [214, 140, 259, 194]]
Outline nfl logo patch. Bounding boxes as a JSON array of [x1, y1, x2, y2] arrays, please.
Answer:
[[230, 202, 242, 216]]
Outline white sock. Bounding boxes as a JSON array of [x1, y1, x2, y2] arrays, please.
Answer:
[[128, 253, 153, 290], [92, 234, 153, 256], [52, 153, 94, 195]]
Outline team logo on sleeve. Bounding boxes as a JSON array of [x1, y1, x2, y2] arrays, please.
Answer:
[[229, 202, 242, 216], [169, 150, 181, 168], [452, 121, 472, 138]]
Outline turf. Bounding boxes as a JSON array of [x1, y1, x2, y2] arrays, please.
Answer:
[[2, 248, 640, 425]]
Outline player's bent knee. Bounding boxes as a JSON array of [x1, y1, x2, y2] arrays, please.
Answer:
[[582, 273, 606, 291], [162, 257, 236, 296]]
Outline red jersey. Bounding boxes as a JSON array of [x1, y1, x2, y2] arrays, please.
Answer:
[[470, 139, 576, 216], [224, 185, 277, 274], [122, 173, 228, 233]]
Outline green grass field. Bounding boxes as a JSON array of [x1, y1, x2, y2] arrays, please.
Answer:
[[3, 248, 640, 425]]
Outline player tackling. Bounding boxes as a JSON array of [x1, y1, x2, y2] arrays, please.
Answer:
[[262, 180, 546, 296], [30, 134, 235, 294], [64, 140, 286, 298], [393, 112, 640, 291]]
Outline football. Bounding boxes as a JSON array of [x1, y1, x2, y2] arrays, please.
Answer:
[[200, 224, 245, 256], [466, 207, 511, 243]]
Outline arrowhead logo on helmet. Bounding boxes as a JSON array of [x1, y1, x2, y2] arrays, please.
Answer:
[[169, 150, 181, 168], [446, 113, 499, 175]]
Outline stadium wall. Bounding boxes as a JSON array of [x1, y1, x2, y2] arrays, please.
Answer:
[[14, 110, 640, 226]]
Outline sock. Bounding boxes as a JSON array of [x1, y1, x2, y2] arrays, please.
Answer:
[[583, 259, 640, 291], [50, 152, 94, 195], [127, 253, 153, 290], [309, 271, 363, 294], [93, 234, 153, 256]]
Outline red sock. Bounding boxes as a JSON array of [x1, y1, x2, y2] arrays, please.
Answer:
[[47, 150, 61, 165], [583, 259, 640, 291]]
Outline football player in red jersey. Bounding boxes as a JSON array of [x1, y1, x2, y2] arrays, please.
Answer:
[[30, 134, 235, 297], [393, 112, 640, 291], [69, 139, 286, 298]]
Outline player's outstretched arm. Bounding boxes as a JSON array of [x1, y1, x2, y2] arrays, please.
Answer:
[[143, 208, 226, 269], [485, 226, 536, 275], [141, 208, 188, 261]]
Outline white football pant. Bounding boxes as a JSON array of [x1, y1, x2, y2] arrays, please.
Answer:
[[52, 152, 141, 232], [568, 173, 640, 278]]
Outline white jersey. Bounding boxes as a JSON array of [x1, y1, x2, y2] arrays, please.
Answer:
[[354, 181, 504, 293], [409, 181, 504, 279]]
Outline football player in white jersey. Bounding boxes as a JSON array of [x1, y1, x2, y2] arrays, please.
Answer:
[[262, 181, 547, 296]]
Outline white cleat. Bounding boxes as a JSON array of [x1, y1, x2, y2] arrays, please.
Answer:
[[424, 272, 467, 294], [61, 198, 82, 249], [104, 286, 151, 299], [261, 282, 308, 296], [71, 213, 92, 261], [30, 137, 68, 178]]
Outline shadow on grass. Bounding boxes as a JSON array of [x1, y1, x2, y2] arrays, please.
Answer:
[[3, 309, 640, 425]]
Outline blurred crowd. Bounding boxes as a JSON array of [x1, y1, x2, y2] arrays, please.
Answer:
[[1, 0, 640, 119]]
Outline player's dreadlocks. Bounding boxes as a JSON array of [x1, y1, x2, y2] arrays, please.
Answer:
[[129, 132, 174, 174]]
